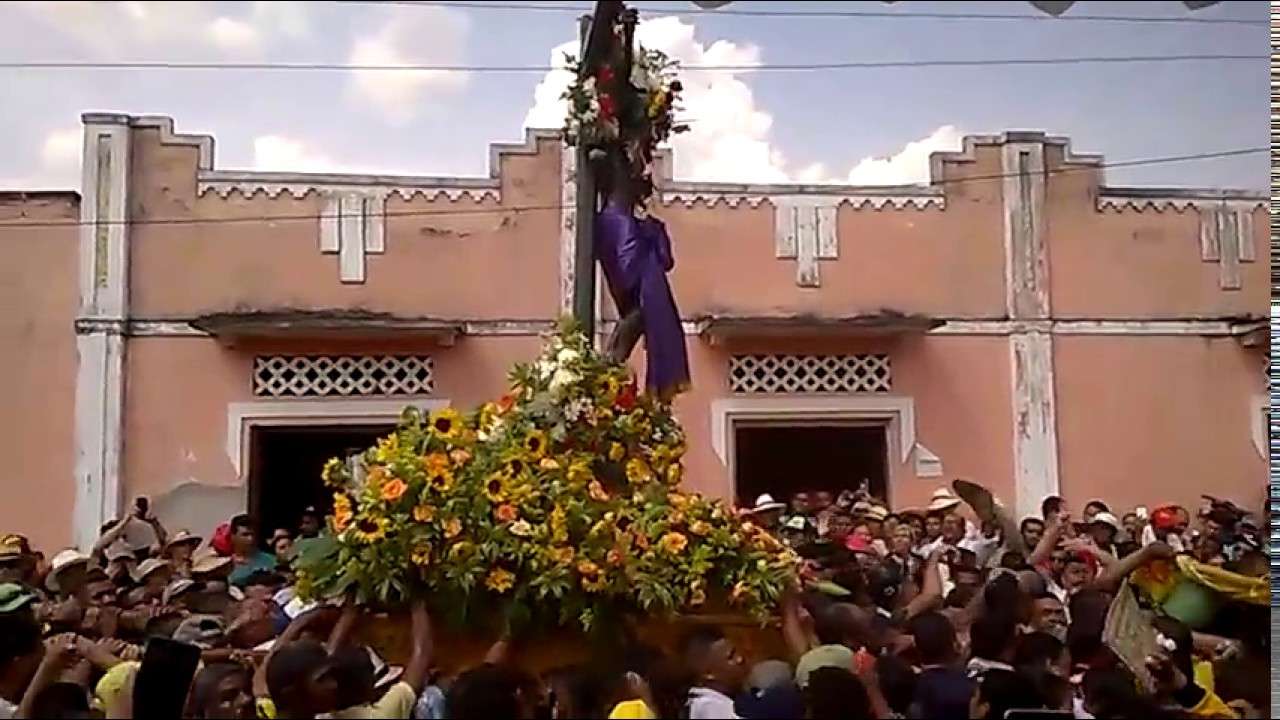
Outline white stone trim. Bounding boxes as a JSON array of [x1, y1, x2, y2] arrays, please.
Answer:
[[559, 145, 577, 316], [1002, 142, 1051, 319], [1251, 394, 1267, 460], [225, 397, 449, 478], [1009, 332, 1061, 520], [773, 197, 839, 287], [73, 116, 133, 549], [659, 188, 942, 210], [1095, 193, 1265, 214]]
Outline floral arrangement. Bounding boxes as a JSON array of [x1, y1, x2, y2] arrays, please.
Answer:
[[296, 322, 798, 631]]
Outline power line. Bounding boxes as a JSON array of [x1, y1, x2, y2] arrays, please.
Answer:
[[336, 1, 1265, 26], [0, 54, 1264, 74], [0, 145, 1263, 230]]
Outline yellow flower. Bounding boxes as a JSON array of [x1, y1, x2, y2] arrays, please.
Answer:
[[351, 516, 388, 544], [429, 408, 462, 439], [690, 521, 712, 537], [659, 532, 688, 555], [549, 546, 575, 565], [669, 492, 690, 509], [428, 468, 455, 493], [495, 504, 519, 523], [626, 458, 653, 484], [381, 478, 408, 502], [423, 452, 451, 475], [450, 448, 472, 466], [412, 504, 436, 523], [509, 520, 534, 537], [411, 543, 432, 567], [523, 429, 548, 459], [577, 560, 606, 592], [484, 472, 508, 503], [373, 434, 400, 463], [505, 457, 529, 478], [567, 461, 592, 486], [730, 581, 751, 604], [549, 507, 568, 542], [665, 463, 683, 486], [322, 457, 346, 487], [365, 465, 389, 490], [443, 518, 462, 540], [332, 494, 354, 532], [588, 480, 609, 502], [609, 442, 626, 461], [486, 568, 516, 594]]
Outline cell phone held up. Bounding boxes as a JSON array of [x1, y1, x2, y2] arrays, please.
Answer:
[[132, 637, 201, 718]]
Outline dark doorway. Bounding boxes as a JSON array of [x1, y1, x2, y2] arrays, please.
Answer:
[[733, 424, 888, 507], [248, 424, 393, 541]]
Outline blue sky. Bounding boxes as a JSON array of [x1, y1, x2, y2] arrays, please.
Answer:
[[0, 1, 1266, 190]]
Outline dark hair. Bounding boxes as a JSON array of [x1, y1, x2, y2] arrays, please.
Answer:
[[1040, 496, 1064, 519], [188, 663, 250, 719], [875, 653, 917, 715], [265, 639, 329, 706], [544, 664, 609, 719], [969, 613, 1018, 662], [29, 682, 91, 719], [243, 570, 284, 589], [944, 585, 977, 609], [230, 515, 254, 535], [974, 669, 1043, 720], [982, 573, 1023, 618], [908, 612, 956, 665], [448, 663, 524, 719], [1082, 667, 1167, 719], [1084, 500, 1110, 514], [329, 645, 376, 709], [1015, 631, 1065, 670], [999, 551, 1028, 571], [0, 608, 40, 665], [680, 626, 726, 664], [1019, 517, 1045, 534], [804, 667, 870, 719]]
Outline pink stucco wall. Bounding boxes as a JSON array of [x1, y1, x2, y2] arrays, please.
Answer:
[[0, 194, 79, 550]]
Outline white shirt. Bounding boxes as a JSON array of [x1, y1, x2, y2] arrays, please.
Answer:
[[688, 687, 739, 720]]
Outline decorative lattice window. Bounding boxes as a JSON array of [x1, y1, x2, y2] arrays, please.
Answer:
[[729, 354, 890, 394], [253, 355, 434, 397]]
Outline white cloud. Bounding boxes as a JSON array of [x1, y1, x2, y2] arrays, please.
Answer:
[[252, 135, 342, 173], [846, 125, 964, 185], [207, 17, 260, 53], [524, 16, 962, 186], [346, 7, 470, 125]]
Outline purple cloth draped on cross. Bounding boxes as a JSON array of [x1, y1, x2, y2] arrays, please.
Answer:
[[595, 199, 691, 397]]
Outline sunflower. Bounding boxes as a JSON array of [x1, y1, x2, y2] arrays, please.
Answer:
[[412, 504, 436, 523], [443, 518, 463, 540], [373, 433, 400, 463], [332, 493, 354, 532], [380, 478, 408, 503], [548, 546, 575, 565], [659, 532, 688, 555], [522, 429, 548, 459], [608, 442, 626, 462], [577, 560, 606, 592], [484, 472, 508, 503], [689, 520, 711, 537], [428, 468, 455, 493], [549, 507, 568, 543], [505, 456, 529, 479], [495, 504, 519, 523], [411, 543, 432, 567], [351, 516, 389, 544], [321, 457, 347, 487], [625, 458, 653, 484], [429, 408, 462, 439], [588, 480, 610, 502], [567, 461, 592, 486], [486, 567, 516, 594]]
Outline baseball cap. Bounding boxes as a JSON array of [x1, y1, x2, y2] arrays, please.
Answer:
[[794, 645, 855, 688], [0, 583, 37, 613]]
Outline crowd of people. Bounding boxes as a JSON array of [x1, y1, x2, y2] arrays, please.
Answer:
[[0, 481, 1268, 719]]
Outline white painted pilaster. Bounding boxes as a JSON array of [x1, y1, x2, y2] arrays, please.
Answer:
[[73, 114, 133, 549], [772, 196, 839, 288], [1000, 141, 1062, 518]]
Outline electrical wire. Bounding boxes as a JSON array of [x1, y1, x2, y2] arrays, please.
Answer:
[[0, 146, 1262, 230], [335, 1, 1265, 26]]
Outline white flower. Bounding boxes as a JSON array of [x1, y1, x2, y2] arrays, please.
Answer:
[[557, 348, 581, 365], [537, 359, 556, 379], [549, 368, 580, 393]]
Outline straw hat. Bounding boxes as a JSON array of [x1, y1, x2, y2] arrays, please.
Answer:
[[162, 578, 198, 605], [45, 549, 90, 592], [1090, 512, 1121, 533], [164, 530, 202, 553], [926, 488, 962, 514], [0, 536, 23, 563], [864, 505, 888, 522], [748, 493, 786, 515], [132, 558, 171, 583], [191, 548, 231, 575]]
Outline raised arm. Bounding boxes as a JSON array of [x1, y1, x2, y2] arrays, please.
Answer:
[[1028, 512, 1067, 568], [1091, 542, 1173, 593], [780, 588, 816, 663], [902, 549, 945, 621], [253, 606, 337, 698], [403, 600, 434, 694], [325, 599, 361, 655]]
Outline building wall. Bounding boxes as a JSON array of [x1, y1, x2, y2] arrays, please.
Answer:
[[0, 193, 80, 550], [0, 114, 1267, 548]]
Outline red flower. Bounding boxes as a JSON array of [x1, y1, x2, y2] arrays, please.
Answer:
[[615, 382, 637, 411], [598, 93, 616, 120], [497, 393, 515, 414]]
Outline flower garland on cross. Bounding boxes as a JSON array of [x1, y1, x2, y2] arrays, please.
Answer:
[[561, 9, 692, 400]]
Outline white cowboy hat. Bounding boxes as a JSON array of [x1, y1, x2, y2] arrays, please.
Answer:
[[1090, 512, 1121, 532], [162, 578, 198, 605], [926, 488, 962, 514], [366, 646, 405, 691], [45, 549, 91, 593], [132, 558, 172, 583], [748, 493, 786, 514], [163, 530, 203, 552], [191, 548, 232, 575]]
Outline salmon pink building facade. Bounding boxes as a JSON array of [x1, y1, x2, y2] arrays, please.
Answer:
[[0, 113, 1267, 551]]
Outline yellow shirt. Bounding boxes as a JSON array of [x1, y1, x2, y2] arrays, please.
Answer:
[[327, 682, 418, 720], [608, 699, 657, 719]]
